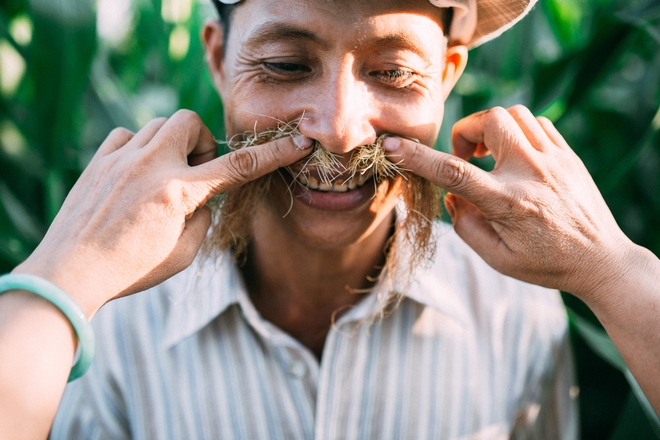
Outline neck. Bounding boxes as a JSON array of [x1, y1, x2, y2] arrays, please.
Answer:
[[241, 207, 394, 358]]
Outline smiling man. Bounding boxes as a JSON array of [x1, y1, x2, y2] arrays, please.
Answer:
[[49, 0, 578, 438]]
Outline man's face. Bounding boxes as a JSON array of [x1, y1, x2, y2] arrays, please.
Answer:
[[204, 0, 465, 251]]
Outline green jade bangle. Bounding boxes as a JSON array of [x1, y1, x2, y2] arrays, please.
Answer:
[[0, 273, 95, 381]]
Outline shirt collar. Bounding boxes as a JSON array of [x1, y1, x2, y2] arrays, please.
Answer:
[[163, 222, 470, 349], [162, 254, 244, 349]]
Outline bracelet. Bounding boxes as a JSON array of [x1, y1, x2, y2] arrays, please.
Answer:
[[0, 273, 95, 381]]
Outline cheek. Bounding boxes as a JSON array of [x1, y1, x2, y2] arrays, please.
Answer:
[[378, 98, 445, 146], [222, 86, 307, 136]]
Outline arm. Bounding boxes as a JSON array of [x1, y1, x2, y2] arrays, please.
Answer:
[[0, 110, 312, 439], [383, 105, 660, 415]]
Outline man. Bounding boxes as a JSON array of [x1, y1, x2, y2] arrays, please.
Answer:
[[47, 0, 578, 438], [3, 0, 660, 438]]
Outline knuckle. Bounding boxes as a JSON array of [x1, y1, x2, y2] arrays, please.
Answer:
[[158, 178, 184, 207], [227, 148, 260, 181], [157, 178, 200, 213], [536, 115, 551, 125], [441, 157, 472, 190], [507, 104, 530, 118], [407, 141, 424, 164], [486, 106, 508, 121], [109, 127, 132, 138], [269, 137, 290, 160], [483, 107, 509, 132], [173, 109, 202, 126]]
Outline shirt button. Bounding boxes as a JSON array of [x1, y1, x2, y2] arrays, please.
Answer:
[[289, 360, 306, 378]]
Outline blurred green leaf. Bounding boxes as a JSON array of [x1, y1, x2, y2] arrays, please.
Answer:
[[568, 309, 626, 371], [544, 0, 589, 49], [568, 309, 660, 436], [0, 180, 43, 243], [610, 391, 660, 440]]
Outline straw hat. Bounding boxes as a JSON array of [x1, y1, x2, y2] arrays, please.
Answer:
[[215, 0, 538, 48], [432, 0, 538, 48]]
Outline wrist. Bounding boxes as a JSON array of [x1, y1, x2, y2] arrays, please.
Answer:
[[0, 273, 96, 381], [576, 241, 660, 320], [12, 260, 104, 319]]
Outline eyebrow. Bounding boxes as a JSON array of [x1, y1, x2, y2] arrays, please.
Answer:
[[244, 22, 330, 50], [363, 33, 434, 59]]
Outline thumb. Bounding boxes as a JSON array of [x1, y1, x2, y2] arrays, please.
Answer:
[[383, 136, 497, 209], [186, 135, 313, 202]]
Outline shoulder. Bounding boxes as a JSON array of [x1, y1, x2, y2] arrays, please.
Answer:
[[408, 222, 573, 400], [413, 221, 568, 340]]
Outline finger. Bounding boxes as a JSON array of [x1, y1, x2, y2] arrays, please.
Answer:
[[450, 109, 489, 161], [452, 106, 533, 163], [187, 134, 313, 199], [96, 127, 134, 156], [187, 124, 218, 166], [146, 110, 217, 161], [119, 206, 212, 297], [383, 136, 499, 207], [126, 117, 168, 150], [448, 195, 512, 273], [473, 142, 491, 159], [176, 205, 213, 268], [537, 116, 571, 150], [188, 145, 217, 167], [507, 105, 553, 152]]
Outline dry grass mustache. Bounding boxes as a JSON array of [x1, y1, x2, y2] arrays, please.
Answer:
[[204, 122, 443, 291]]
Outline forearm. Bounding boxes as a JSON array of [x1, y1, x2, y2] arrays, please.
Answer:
[[0, 290, 77, 439], [581, 244, 660, 416]]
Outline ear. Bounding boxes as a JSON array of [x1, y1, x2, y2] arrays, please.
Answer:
[[202, 19, 227, 95], [441, 44, 468, 99]]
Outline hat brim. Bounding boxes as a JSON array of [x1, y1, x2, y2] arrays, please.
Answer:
[[469, 0, 538, 48]]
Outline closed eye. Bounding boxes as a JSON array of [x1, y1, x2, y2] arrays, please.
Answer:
[[263, 62, 312, 77], [370, 69, 417, 88]]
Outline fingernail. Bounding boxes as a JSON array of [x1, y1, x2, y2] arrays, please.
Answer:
[[383, 137, 401, 152], [293, 135, 312, 149]]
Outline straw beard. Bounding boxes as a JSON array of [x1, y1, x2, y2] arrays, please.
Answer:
[[203, 124, 443, 298]]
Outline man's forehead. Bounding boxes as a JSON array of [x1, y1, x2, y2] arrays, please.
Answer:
[[230, 0, 445, 52]]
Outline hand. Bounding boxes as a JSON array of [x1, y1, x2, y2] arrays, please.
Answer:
[[384, 105, 637, 303], [14, 110, 312, 317]]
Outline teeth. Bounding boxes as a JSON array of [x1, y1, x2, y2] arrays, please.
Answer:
[[333, 179, 348, 192], [318, 181, 333, 191], [295, 170, 374, 192]]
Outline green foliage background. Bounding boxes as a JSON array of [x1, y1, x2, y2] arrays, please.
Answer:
[[0, 0, 659, 437]]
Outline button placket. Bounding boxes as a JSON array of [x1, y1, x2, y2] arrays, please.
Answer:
[[288, 359, 307, 378]]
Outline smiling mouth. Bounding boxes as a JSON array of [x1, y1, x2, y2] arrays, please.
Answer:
[[288, 169, 375, 193]]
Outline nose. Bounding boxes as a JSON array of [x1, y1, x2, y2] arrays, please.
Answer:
[[298, 63, 377, 154]]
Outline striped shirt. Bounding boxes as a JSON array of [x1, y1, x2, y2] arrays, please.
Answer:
[[51, 223, 577, 439]]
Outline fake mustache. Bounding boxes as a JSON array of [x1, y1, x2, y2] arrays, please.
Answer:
[[226, 122, 409, 185]]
